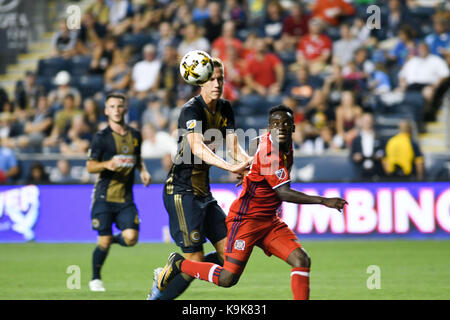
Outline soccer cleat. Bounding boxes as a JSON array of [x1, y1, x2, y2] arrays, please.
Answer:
[[89, 279, 106, 292], [147, 267, 163, 300], [157, 252, 184, 291]]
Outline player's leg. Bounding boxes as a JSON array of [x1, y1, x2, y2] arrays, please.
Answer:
[[261, 217, 310, 300], [205, 200, 228, 265], [149, 193, 205, 300], [113, 202, 140, 246], [90, 202, 114, 291]]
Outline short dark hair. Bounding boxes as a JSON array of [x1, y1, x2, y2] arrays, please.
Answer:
[[105, 92, 126, 103], [269, 104, 294, 117]]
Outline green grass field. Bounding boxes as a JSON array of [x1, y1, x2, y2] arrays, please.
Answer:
[[0, 240, 449, 300]]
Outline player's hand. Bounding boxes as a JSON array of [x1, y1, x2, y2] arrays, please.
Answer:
[[229, 157, 252, 174], [322, 197, 348, 213], [235, 169, 250, 187], [140, 170, 151, 187], [104, 158, 121, 171]]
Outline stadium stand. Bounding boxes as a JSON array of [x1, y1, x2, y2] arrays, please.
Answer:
[[0, 0, 449, 184]]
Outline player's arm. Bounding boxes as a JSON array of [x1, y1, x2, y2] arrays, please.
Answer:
[[225, 132, 252, 163], [86, 158, 120, 173], [187, 132, 250, 174], [275, 182, 347, 212], [136, 159, 151, 186]]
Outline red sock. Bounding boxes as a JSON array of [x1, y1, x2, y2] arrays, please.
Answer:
[[291, 267, 310, 300], [181, 260, 223, 285]]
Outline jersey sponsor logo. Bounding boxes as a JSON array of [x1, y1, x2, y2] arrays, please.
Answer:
[[186, 119, 197, 130], [234, 239, 245, 251], [112, 155, 136, 168], [275, 168, 287, 180]]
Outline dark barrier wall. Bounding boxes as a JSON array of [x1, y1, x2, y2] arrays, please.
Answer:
[[0, 182, 449, 242]]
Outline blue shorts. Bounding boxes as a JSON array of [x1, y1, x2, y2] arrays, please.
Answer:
[[90, 200, 139, 236], [163, 192, 227, 253]]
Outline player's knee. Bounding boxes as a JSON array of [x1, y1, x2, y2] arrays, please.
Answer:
[[289, 248, 311, 268], [125, 236, 138, 246], [219, 272, 239, 288], [98, 237, 112, 249]]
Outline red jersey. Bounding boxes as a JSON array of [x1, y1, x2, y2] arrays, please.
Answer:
[[297, 34, 331, 61], [229, 133, 293, 217], [244, 53, 281, 88]]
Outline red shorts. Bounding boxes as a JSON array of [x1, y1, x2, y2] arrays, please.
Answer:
[[224, 214, 302, 275]]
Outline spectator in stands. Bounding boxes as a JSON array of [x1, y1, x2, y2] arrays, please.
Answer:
[[242, 37, 284, 97], [49, 159, 78, 184], [332, 23, 362, 67], [398, 42, 450, 120], [154, 21, 178, 60], [51, 20, 78, 59], [203, 1, 224, 44], [382, 119, 424, 181], [76, 12, 107, 55], [25, 161, 49, 184], [155, 44, 180, 107], [311, 0, 355, 27], [342, 47, 374, 92], [107, 0, 134, 36], [223, 0, 247, 33], [211, 21, 243, 61], [151, 153, 174, 182], [296, 18, 332, 75], [84, 0, 110, 26], [387, 24, 416, 67], [11, 94, 53, 152], [284, 65, 323, 110], [350, 16, 371, 46], [170, 3, 192, 33], [59, 114, 92, 156], [141, 96, 169, 131], [43, 94, 83, 152], [141, 123, 177, 158], [425, 13, 450, 58], [130, 44, 161, 101], [261, 0, 285, 46], [14, 71, 45, 111], [277, 2, 309, 52], [301, 126, 341, 155], [90, 35, 119, 75], [222, 45, 246, 102], [48, 71, 81, 111], [368, 62, 392, 95], [378, 0, 412, 40], [104, 50, 131, 94], [335, 91, 362, 147], [192, 0, 210, 24], [82, 98, 101, 134], [177, 23, 210, 57], [132, 0, 164, 34], [350, 112, 385, 181], [322, 64, 356, 111], [0, 137, 19, 184]]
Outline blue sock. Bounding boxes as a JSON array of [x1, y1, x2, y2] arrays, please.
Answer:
[[153, 252, 223, 300], [112, 233, 128, 246], [92, 245, 109, 280]]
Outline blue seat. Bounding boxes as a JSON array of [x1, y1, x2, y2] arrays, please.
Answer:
[[37, 57, 69, 77], [74, 75, 104, 98], [68, 55, 92, 76]]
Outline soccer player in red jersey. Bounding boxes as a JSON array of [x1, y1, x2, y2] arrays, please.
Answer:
[[157, 105, 347, 300]]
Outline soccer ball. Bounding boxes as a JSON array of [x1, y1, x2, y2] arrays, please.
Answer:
[[179, 50, 214, 85]]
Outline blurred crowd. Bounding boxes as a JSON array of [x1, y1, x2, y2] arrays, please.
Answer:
[[1, 0, 450, 184]]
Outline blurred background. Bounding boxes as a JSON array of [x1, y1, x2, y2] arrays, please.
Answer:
[[0, 0, 449, 243]]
